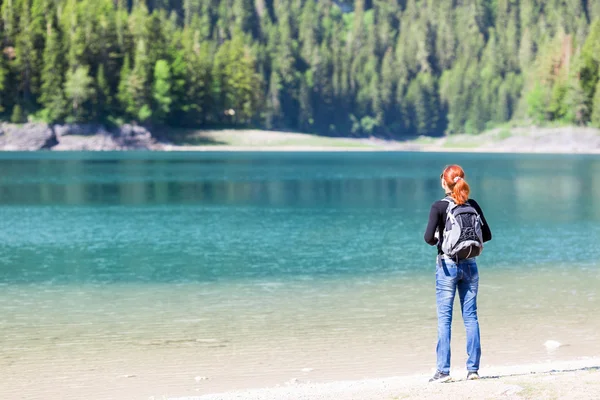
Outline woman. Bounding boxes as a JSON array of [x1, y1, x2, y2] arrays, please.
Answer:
[[423, 165, 492, 382]]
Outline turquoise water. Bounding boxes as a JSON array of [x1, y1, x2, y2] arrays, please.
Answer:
[[1, 152, 600, 399]]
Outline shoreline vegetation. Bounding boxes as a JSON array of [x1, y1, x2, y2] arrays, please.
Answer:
[[189, 358, 600, 400], [1, 122, 600, 153]]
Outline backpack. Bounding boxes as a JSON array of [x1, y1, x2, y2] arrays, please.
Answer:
[[441, 197, 484, 261]]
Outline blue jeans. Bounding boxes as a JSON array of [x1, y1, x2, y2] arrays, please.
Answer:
[[435, 255, 481, 374]]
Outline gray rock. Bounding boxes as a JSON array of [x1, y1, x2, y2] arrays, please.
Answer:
[[0, 122, 57, 151], [53, 123, 110, 138], [0, 122, 163, 151], [113, 124, 155, 149]]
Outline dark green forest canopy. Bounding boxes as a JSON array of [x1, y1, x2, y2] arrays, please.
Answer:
[[1, 0, 600, 138]]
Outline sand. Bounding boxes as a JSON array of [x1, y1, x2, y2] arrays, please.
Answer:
[[178, 359, 600, 400], [159, 126, 600, 154]]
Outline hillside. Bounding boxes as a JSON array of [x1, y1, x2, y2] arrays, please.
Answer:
[[1, 1, 600, 139]]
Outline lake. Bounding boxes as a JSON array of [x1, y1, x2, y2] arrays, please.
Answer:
[[1, 151, 599, 399]]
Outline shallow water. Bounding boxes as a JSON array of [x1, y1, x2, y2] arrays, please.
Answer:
[[1, 152, 599, 399]]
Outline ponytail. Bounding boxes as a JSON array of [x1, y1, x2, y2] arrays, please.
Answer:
[[441, 165, 470, 205]]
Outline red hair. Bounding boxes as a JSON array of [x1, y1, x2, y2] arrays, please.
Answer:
[[442, 165, 470, 205]]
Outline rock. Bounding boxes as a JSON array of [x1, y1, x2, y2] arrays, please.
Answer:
[[51, 131, 121, 151], [114, 124, 155, 149], [0, 122, 163, 151], [53, 123, 109, 138], [544, 340, 562, 353], [0, 122, 57, 151], [195, 376, 209, 382]]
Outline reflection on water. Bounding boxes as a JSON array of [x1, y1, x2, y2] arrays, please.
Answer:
[[0, 152, 600, 398]]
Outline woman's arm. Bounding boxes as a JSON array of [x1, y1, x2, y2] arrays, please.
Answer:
[[424, 203, 441, 245], [470, 199, 492, 242]]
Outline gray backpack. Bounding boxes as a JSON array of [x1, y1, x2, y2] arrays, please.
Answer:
[[441, 197, 484, 260]]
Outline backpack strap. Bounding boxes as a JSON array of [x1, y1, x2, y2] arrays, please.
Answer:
[[441, 196, 456, 213]]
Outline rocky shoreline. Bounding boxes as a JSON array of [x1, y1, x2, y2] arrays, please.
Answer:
[[0, 122, 162, 151], [1, 123, 600, 153]]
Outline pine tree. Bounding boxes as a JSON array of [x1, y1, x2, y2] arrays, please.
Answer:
[[579, 19, 600, 111], [265, 70, 283, 129], [117, 54, 133, 117], [212, 33, 261, 124], [0, 53, 7, 113], [526, 82, 550, 124], [178, 28, 211, 126], [11, 104, 24, 123], [15, 0, 44, 109], [128, 38, 152, 121], [563, 78, 588, 125], [40, 21, 66, 122], [1, 0, 19, 40], [406, 72, 439, 135], [61, 0, 86, 71], [379, 47, 396, 128], [96, 64, 112, 120], [64, 65, 95, 120], [152, 59, 172, 124], [591, 79, 600, 127]]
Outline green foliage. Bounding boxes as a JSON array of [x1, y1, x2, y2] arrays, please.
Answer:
[[0, 54, 7, 113], [0, 1, 598, 136], [64, 65, 95, 121], [212, 33, 261, 125], [152, 59, 172, 123], [117, 54, 133, 116], [592, 79, 600, 127], [527, 82, 550, 125], [40, 21, 66, 122], [11, 104, 24, 123], [96, 64, 112, 119], [562, 79, 588, 125]]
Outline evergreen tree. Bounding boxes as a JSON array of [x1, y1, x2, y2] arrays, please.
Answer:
[[152, 59, 172, 124], [0, 53, 7, 113], [563, 78, 588, 125], [127, 38, 152, 121], [96, 64, 112, 120], [212, 33, 261, 124], [117, 54, 133, 117], [591, 79, 600, 127], [0, 0, 598, 136], [15, 0, 44, 110], [64, 65, 95, 120], [40, 21, 66, 122], [11, 104, 24, 123]]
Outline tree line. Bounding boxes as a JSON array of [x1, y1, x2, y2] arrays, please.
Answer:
[[1, 0, 600, 138]]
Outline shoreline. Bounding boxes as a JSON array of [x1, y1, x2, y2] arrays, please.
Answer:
[[159, 126, 600, 154], [160, 144, 600, 154], [2, 123, 600, 153], [185, 358, 600, 400]]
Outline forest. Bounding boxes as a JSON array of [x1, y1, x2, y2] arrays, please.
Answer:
[[1, 0, 600, 138]]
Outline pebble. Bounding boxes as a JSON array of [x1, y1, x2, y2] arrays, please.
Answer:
[[544, 340, 562, 353]]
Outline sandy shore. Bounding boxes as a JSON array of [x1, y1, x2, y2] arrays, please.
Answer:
[[161, 126, 600, 154], [178, 358, 600, 400]]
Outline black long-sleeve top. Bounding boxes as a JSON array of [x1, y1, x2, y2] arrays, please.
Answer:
[[424, 197, 492, 255]]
